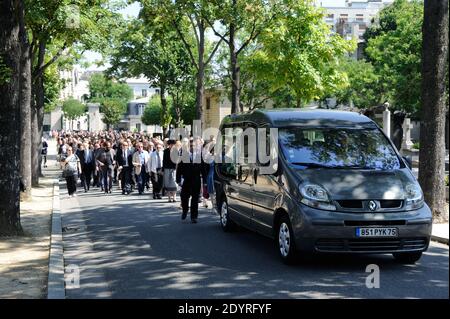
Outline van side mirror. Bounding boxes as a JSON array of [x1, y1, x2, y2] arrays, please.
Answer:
[[402, 156, 412, 169]]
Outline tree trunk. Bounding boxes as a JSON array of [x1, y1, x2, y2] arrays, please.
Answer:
[[160, 84, 168, 136], [418, 0, 449, 222], [31, 41, 46, 185], [230, 23, 241, 114], [19, 9, 31, 200], [195, 22, 205, 122], [0, 0, 23, 235], [31, 77, 45, 184]]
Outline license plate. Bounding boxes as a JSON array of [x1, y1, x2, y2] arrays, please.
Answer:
[[356, 227, 398, 237]]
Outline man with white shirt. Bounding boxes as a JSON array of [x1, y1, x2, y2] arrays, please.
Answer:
[[132, 142, 149, 195], [149, 142, 164, 199]]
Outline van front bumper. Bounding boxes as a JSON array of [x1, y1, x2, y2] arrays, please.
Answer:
[[291, 203, 432, 254]]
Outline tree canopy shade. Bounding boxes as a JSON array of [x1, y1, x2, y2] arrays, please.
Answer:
[[244, 0, 355, 107], [364, 0, 423, 114]]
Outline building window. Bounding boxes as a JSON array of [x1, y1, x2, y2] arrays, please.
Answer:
[[356, 14, 364, 22], [340, 14, 348, 22], [142, 89, 147, 97], [136, 123, 141, 131], [206, 97, 211, 110]]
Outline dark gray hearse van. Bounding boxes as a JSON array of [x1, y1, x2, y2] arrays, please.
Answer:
[[214, 109, 432, 264]]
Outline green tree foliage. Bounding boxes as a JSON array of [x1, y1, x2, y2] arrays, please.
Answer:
[[332, 58, 381, 109], [108, 19, 194, 127], [101, 98, 127, 128], [62, 98, 85, 122], [88, 73, 133, 105], [87, 73, 132, 128], [0, 56, 11, 85], [43, 64, 63, 112], [243, 0, 355, 107], [142, 96, 164, 126], [170, 89, 196, 126], [140, 0, 223, 120], [207, 0, 281, 113], [364, 0, 423, 114]]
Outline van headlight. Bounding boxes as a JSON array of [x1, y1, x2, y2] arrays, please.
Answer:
[[404, 183, 424, 210], [299, 184, 336, 211]]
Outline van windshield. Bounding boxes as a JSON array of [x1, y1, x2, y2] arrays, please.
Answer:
[[279, 127, 401, 170]]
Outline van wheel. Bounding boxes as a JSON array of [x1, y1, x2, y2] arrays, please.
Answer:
[[277, 215, 298, 264], [393, 252, 422, 264], [220, 199, 235, 232]]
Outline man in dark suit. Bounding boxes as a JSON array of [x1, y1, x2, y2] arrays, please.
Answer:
[[116, 141, 133, 195], [82, 142, 96, 192], [76, 143, 87, 192], [176, 138, 208, 223]]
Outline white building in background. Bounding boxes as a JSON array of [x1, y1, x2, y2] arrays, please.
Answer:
[[44, 70, 162, 133], [44, 66, 91, 131], [316, 0, 394, 59], [126, 77, 160, 100], [59, 66, 90, 101]]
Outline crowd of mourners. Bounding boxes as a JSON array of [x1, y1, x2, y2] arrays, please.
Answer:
[[52, 130, 217, 223]]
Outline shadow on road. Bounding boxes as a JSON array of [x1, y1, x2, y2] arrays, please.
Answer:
[[60, 182, 449, 299]]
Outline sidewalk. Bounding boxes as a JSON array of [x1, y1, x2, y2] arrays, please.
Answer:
[[0, 139, 59, 298], [432, 223, 449, 245]]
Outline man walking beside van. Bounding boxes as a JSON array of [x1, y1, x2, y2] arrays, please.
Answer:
[[176, 138, 208, 223]]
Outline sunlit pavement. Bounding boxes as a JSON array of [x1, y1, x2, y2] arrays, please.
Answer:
[[60, 182, 449, 299]]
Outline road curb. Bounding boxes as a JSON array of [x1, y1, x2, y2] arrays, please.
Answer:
[[431, 235, 449, 245], [47, 179, 65, 299]]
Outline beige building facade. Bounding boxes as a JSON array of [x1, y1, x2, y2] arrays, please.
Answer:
[[202, 88, 273, 129]]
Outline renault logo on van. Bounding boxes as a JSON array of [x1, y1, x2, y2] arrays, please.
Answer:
[[368, 200, 378, 211]]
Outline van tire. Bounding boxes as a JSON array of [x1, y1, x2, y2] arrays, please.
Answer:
[[392, 252, 422, 264], [276, 215, 298, 264], [219, 198, 236, 232]]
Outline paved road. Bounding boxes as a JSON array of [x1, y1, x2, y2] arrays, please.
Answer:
[[61, 183, 449, 299]]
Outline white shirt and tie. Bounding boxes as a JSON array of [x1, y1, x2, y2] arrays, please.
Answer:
[[122, 149, 129, 167], [85, 149, 92, 164], [149, 150, 164, 174]]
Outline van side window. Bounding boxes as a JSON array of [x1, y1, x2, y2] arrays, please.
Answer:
[[219, 126, 237, 179], [257, 126, 271, 166]]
